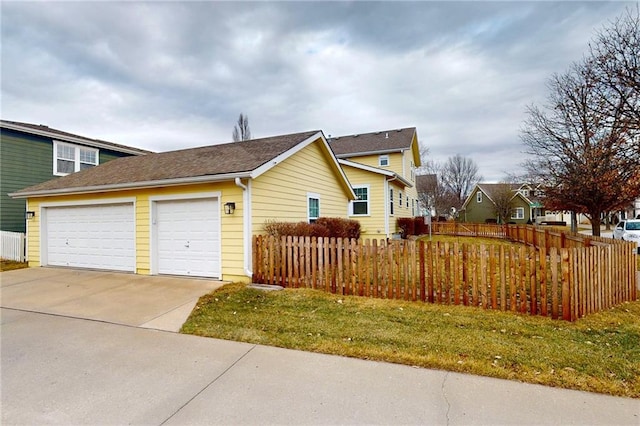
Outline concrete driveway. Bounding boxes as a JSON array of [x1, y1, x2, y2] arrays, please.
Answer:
[[0, 267, 224, 331]]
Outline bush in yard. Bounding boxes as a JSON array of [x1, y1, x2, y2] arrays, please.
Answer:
[[263, 217, 359, 239], [397, 217, 415, 239], [397, 217, 431, 238], [315, 217, 361, 239]]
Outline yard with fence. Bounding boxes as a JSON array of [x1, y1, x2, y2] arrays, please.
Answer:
[[0, 230, 26, 262], [252, 224, 638, 321]]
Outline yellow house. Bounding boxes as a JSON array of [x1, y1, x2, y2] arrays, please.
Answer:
[[10, 131, 355, 283], [328, 128, 422, 240]]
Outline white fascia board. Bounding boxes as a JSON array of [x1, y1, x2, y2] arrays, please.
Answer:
[[338, 159, 395, 177], [1, 122, 150, 155], [335, 148, 405, 158], [251, 132, 356, 199], [9, 172, 251, 199], [250, 131, 323, 179], [340, 159, 412, 188], [461, 184, 481, 210]]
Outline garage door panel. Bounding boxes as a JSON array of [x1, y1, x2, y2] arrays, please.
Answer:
[[45, 204, 135, 272], [156, 198, 220, 278]]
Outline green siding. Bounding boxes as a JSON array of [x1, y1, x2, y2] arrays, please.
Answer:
[[0, 128, 137, 232], [509, 196, 531, 225], [462, 189, 533, 225], [463, 188, 497, 223]]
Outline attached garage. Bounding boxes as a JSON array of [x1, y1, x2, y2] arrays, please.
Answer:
[[152, 196, 221, 279], [42, 202, 135, 272]]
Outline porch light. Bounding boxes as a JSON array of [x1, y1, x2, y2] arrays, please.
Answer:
[[224, 202, 236, 215], [25, 211, 35, 219]]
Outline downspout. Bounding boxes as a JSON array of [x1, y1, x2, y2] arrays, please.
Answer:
[[386, 176, 399, 236], [235, 177, 252, 278]]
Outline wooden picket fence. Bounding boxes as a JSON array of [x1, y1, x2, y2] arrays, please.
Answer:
[[252, 228, 637, 321]]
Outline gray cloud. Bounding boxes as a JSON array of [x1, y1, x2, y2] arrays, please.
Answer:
[[1, 1, 634, 181]]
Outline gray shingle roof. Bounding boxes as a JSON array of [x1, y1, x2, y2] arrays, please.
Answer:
[[12, 130, 322, 196], [1, 119, 152, 155], [328, 127, 416, 157]]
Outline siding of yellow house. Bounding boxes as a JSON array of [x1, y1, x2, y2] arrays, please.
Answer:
[[339, 164, 388, 240], [339, 150, 419, 239], [251, 139, 351, 233]]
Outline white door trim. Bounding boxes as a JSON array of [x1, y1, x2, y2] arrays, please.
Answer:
[[40, 199, 136, 271], [149, 192, 221, 277]]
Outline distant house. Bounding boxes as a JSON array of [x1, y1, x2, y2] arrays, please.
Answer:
[[621, 198, 640, 220], [460, 183, 547, 224], [1, 120, 151, 233], [328, 128, 421, 239], [10, 130, 355, 282]]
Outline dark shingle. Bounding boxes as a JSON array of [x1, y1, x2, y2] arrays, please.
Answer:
[[13, 130, 321, 195], [329, 127, 416, 157], [1, 119, 152, 155]]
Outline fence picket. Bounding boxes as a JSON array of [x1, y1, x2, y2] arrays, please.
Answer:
[[251, 225, 637, 322]]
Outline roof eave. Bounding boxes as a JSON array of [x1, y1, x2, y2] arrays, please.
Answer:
[[1, 122, 151, 155], [335, 148, 408, 158], [9, 172, 252, 199]]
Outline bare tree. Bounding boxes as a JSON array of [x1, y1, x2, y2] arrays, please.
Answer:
[[588, 6, 640, 131], [232, 113, 251, 142], [491, 183, 516, 224], [522, 65, 640, 236], [439, 154, 482, 209]]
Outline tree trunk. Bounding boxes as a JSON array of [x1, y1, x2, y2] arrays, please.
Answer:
[[590, 214, 602, 237], [570, 211, 577, 233]]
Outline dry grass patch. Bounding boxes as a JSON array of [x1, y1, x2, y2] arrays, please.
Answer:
[[0, 260, 28, 271], [183, 283, 640, 398]]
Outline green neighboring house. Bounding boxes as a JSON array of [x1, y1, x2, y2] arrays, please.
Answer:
[[1, 120, 151, 233], [460, 183, 545, 225]]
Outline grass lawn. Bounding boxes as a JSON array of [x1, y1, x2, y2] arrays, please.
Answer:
[[0, 260, 28, 271], [183, 283, 640, 398]]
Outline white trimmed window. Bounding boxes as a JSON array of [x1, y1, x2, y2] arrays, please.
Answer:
[[307, 193, 320, 223], [54, 141, 98, 176], [399, 191, 403, 209], [389, 188, 394, 215], [511, 207, 525, 220], [350, 185, 370, 216], [477, 192, 483, 203], [379, 155, 389, 167]]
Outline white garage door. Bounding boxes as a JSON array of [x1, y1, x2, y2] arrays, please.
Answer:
[[45, 203, 135, 272], [156, 198, 220, 278]]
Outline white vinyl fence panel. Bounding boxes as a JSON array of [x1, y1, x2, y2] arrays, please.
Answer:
[[1, 231, 26, 262]]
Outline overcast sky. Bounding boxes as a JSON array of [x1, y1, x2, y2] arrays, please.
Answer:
[[1, 1, 635, 181]]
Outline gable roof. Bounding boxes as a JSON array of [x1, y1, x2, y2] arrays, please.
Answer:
[[1, 119, 152, 155], [461, 183, 543, 210], [12, 130, 354, 198], [338, 159, 412, 188], [328, 127, 420, 165]]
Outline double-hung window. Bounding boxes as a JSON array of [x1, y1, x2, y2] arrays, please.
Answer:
[[399, 191, 403, 209], [379, 155, 389, 167], [511, 207, 525, 220], [350, 185, 369, 216], [307, 193, 320, 223], [477, 192, 483, 203], [389, 188, 394, 215], [54, 141, 98, 176]]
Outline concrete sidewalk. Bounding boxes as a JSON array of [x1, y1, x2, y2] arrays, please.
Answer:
[[1, 308, 638, 425]]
